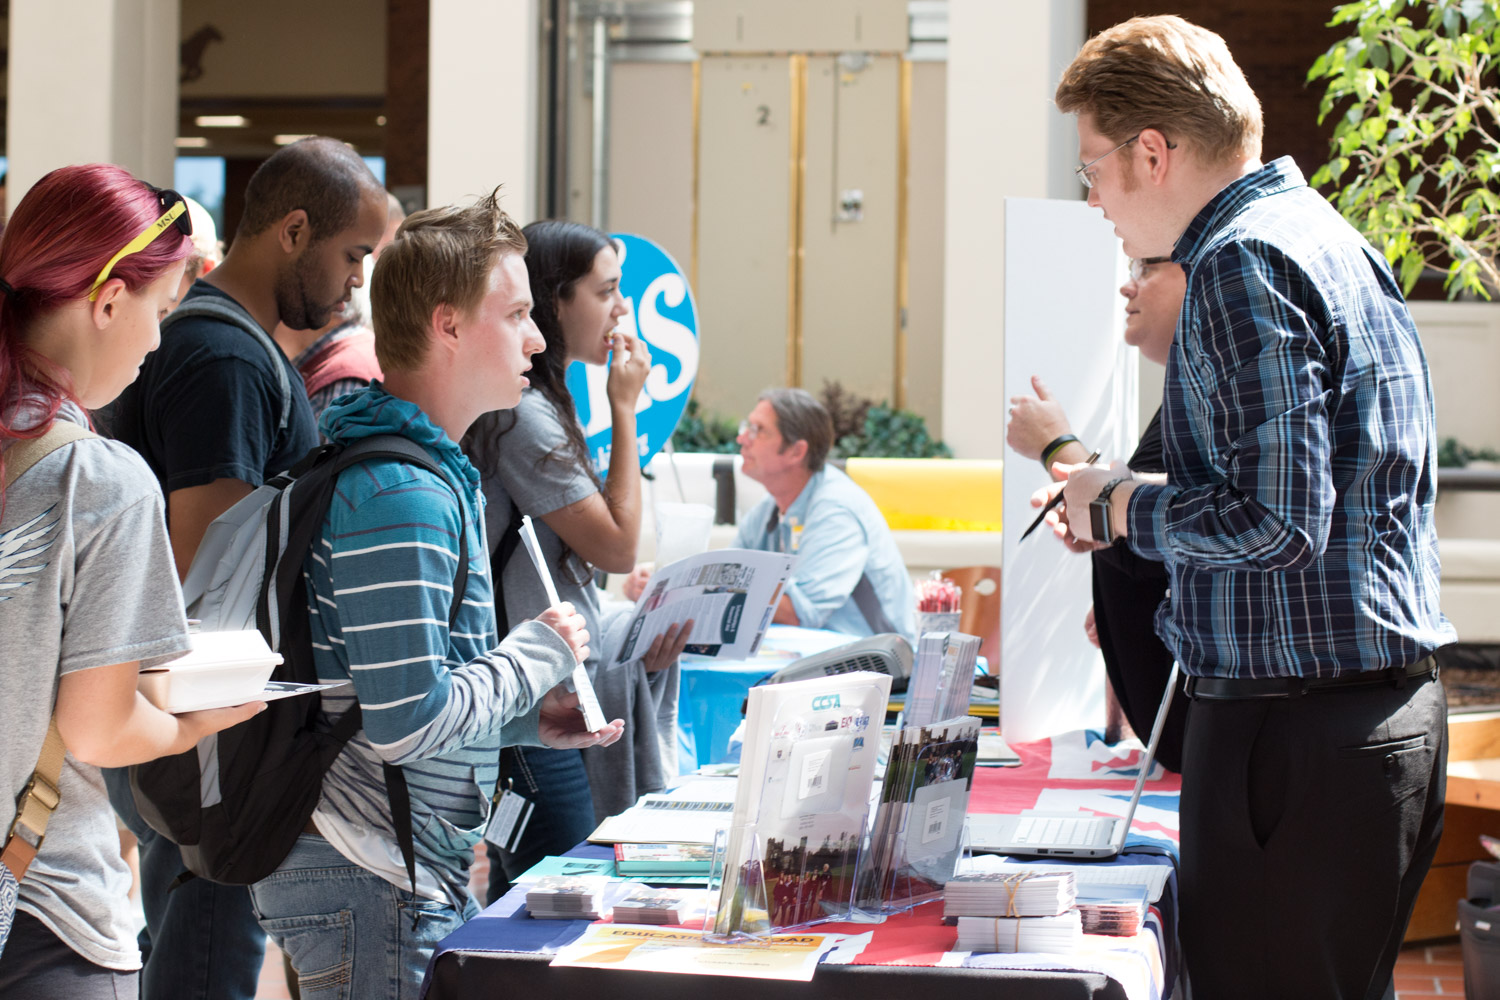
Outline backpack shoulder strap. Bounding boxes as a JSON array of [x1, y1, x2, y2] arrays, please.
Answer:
[[164, 297, 292, 438], [3, 420, 98, 487], [1, 421, 98, 881], [488, 501, 527, 635]]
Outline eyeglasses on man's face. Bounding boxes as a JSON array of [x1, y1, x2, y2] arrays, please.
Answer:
[[1076, 134, 1139, 190], [1076, 132, 1179, 190], [738, 420, 769, 443], [1128, 256, 1175, 283]]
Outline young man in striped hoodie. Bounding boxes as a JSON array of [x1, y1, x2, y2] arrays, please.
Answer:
[[247, 190, 625, 999]]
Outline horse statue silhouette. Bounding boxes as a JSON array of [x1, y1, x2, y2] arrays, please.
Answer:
[[180, 25, 223, 85]]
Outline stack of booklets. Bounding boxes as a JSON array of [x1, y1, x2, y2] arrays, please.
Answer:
[[946, 870, 1081, 954], [943, 870, 1077, 918], [905, 632, 982, 728], [526, 875, 609, 919], [859, 716, 981, 910], [955, 911, 1083, 954], [1076, 884, 1150, 936], [613, 842, 714, 876], [712, 671, 893, 939], [611, 887, 690, 925]]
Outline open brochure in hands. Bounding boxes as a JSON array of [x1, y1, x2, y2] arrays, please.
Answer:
[[614, 548, 795, 665]]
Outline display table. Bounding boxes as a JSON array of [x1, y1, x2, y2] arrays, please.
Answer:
[[421, 731, 1182, 1000]]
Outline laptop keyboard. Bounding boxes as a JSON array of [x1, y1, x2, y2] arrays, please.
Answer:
[[1014, 816, 1097, 846]]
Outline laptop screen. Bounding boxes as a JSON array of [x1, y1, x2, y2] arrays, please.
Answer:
[[1109, 660, 1180, 851]]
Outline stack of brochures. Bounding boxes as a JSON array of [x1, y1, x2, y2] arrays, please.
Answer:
[[1075, 884, 1150, 936], [610, 887, 690, 925], [614, 843, 714, 876], [526, 875, 609, 919], [859, 716, 981, 911], [955, 910, 1083, 954], [712, 671, 893, 939], [905, 632, 982, 728], [943, 870, 1078, 918]]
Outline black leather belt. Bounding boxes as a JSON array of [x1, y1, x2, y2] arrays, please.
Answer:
[[1185, 656, 1438, 701]]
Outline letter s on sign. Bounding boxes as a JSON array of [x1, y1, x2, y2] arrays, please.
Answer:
[[639, 273, 699, 402]]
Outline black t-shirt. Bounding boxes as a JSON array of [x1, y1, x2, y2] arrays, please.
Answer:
[[106, 281, 318, 496], [1090, 408, 1189, 773]]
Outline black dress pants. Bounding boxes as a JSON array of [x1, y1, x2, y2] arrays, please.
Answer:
[[1179, 673, 1446, 1000]]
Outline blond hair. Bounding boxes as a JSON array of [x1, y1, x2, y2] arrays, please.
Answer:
[[1055, 15, 1262, 166], [369, 188, 527, 372]]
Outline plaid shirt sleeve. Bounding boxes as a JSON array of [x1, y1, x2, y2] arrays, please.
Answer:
[[1126, 239, 1337, 571]]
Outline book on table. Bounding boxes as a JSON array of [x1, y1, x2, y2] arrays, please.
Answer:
[[613, 548, 795, 665], [613, 842, 715, 876], [955, 911, 1083, 954], [858, 715, 982, 911], [709, 670, 892, 941], [942, 870, 1078, 918]]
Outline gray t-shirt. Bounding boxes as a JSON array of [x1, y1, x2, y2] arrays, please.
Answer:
[[470, 389, 677, 818], [1, 402, 190, 970]]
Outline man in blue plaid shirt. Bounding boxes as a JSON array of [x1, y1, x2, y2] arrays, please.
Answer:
[[1050, 15, 1456, 1000]]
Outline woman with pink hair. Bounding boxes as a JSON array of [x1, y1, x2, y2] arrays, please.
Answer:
[[0, 165, 262, 998]]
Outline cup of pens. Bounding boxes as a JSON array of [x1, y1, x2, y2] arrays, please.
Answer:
[[915, 573, 962, 638]]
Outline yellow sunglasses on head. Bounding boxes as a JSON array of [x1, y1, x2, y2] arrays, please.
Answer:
[[86, 186, 194, 301]]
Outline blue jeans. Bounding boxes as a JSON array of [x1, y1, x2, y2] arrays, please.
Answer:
[[101, 767, 265, 1000], [486, 746, 595, 903], [249, 834, 478, 1000]]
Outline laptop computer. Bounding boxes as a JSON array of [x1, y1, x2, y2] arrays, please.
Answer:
[[967, 661, 1179, 859]]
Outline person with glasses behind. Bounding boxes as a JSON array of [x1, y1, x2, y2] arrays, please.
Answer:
[[464, 220, 691, 905], [0, 166, 265, 1000], [1005, 256, 1189, 772], [706, 389, 916, 644]]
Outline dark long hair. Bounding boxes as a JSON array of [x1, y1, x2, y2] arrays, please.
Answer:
[[464, 219, 614, 580]]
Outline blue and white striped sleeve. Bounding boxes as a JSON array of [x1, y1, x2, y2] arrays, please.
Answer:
[[327, 476, 573, 764]]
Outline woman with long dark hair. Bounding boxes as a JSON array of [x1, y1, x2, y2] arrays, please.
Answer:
[[0, 165, 263, 997], [465, 220, 687, 900]]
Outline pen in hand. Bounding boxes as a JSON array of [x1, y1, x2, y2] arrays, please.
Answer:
[[1019, 450, 1103, 542]]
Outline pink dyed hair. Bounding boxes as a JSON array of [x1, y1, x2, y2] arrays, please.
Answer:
[[0, 164, 192, 442]]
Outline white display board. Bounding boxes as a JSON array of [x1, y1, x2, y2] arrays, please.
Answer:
[[1001, 198, 1139, 742]]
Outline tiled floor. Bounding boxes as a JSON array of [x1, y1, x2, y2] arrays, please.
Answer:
[[1393, 940, 1466, 998]]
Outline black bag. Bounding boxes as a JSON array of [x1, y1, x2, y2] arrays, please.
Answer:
[[1460, 860, 1500, 999], [129, 435, 469, 888]]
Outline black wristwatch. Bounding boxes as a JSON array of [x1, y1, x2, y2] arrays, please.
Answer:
[[1089, 477, 1131, 545]]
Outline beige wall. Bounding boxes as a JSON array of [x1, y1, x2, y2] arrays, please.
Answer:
[[179, 0, 385, 99], [428, 0, 538, 216], [9, 0, 178, 200], [607, 61, 696, 273], [905, 60, 947, 438]]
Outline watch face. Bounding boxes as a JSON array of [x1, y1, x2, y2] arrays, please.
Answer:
[[1089, 497, 1112, 545]]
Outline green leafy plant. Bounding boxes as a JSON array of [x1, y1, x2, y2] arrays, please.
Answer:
[[1438, 435, 1500, 466], [834, 404, 953, 460], [670, 397, 740, 454], [1307, 0, 1500, 298]]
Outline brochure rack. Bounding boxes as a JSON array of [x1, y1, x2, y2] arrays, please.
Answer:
[[856, 716, 981, 914], [705, 671, 892, 945]]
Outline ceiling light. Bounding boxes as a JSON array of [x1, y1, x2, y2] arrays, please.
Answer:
[[195, 115, 249, 128], [376, 115, 388, 126], [175, 136, 210, 148], [274, 134, 316, 145]]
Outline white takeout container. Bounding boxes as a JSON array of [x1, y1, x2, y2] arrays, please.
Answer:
[[137, 630, 283, 713]]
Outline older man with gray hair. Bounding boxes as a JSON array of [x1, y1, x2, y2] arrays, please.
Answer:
[[733, 388, 915, 643]]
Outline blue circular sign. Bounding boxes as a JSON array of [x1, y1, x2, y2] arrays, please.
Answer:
[[565, 233, 700, 474]]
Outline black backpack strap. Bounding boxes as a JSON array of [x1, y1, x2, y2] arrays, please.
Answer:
[[488, 501, 527, 635], [323, 434, 472, 895]]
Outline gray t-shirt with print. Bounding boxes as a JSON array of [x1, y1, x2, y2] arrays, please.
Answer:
[[469, 389, 677, 820], [0, 403, 190, 970]]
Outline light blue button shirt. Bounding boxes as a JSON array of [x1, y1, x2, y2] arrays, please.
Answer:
[[734, 466, 916, 645]]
